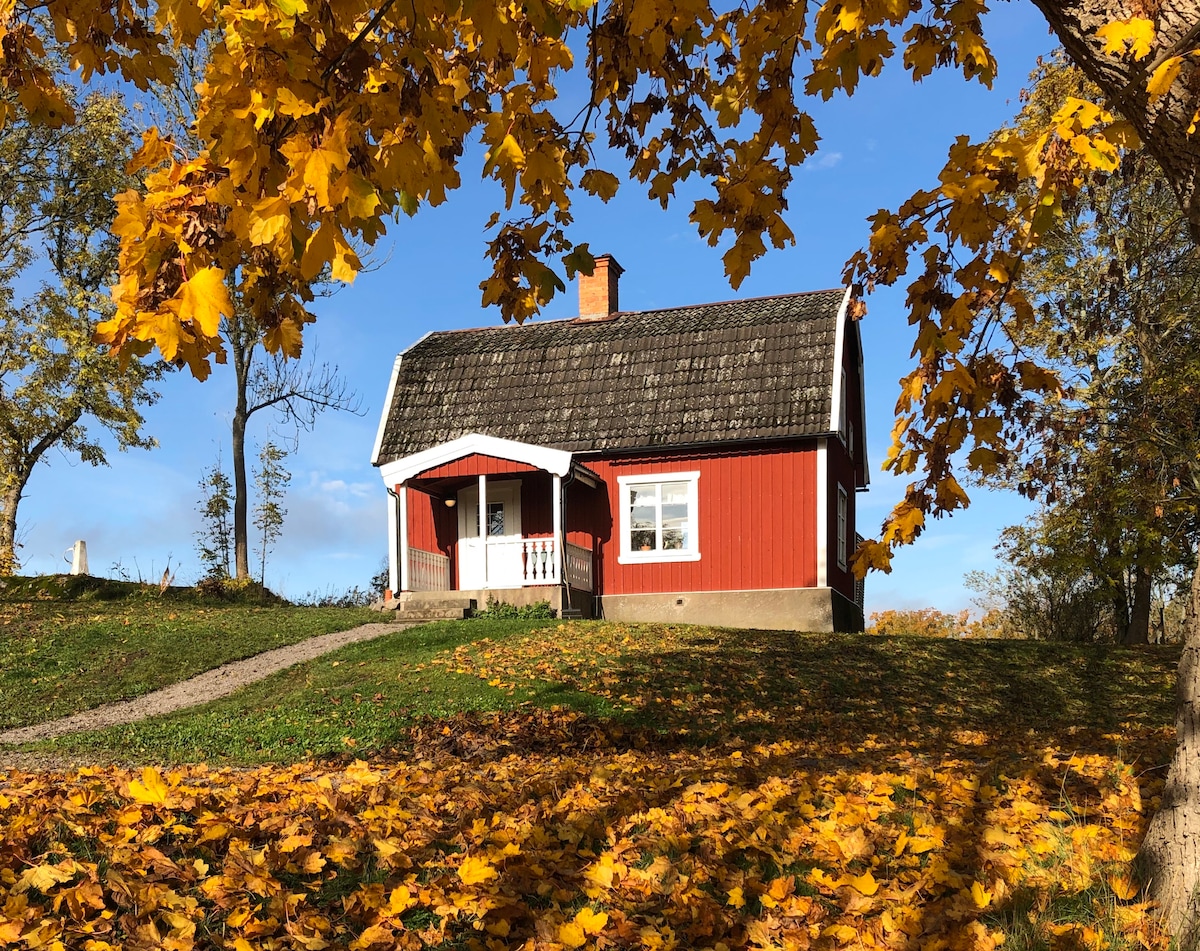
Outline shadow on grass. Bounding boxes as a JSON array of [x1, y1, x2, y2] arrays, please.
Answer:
[[542, 629, 1177, 764]]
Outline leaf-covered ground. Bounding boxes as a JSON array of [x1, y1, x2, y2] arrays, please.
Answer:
[[0, 621, 1180, 951]]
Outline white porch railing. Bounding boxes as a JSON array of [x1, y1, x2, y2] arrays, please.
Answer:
[[408, 548, 451, 592], [470, 537, 594, 588], [564, 541, 593, 592], [415, 538, 593, 591]]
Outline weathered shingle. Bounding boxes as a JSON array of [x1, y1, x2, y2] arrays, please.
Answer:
[[375, 288, 846, 462]]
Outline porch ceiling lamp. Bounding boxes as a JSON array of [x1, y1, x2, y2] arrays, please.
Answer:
[[444, 497, 456, 507]]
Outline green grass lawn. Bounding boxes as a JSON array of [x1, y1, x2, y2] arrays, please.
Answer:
[[37, 618, 1179, 768], [39, 618, 616, 762], [0, 579, 379, 730]]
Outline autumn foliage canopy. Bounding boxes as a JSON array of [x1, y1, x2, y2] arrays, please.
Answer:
[[2, 1, 1196, 571]]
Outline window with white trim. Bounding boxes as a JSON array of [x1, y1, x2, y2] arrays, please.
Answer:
[[837, 485, 849, 571], [617, 472, 701, 563]]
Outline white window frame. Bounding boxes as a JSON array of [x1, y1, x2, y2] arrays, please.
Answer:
[[837, 484, 848, 571], [617, 471, 701, 564]]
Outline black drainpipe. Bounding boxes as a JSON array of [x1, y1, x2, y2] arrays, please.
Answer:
[[559, 466, 577, 614]]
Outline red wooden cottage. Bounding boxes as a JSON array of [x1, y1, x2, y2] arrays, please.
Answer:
[[371, 256, 869, 631]]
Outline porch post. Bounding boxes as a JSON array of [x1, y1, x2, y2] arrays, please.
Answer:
[[478, 474, 488, 587], [398, 481, 409, 593], [552, 474, 563, 585], [386, 487, 400, 595]]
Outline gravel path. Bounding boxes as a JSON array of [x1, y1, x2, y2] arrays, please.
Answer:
[[0, 621, 409, 750]]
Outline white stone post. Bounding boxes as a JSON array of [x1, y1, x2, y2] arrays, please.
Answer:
[[68, 540, 88, 576]]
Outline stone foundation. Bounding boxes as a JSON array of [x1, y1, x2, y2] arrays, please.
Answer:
[[398, 586, 595, 618], [597, 586, 863, 633]]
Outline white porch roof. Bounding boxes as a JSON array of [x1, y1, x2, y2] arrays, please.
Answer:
[[377, 432, 575, 486]]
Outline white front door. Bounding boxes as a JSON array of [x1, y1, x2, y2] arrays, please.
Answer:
[[458, 481, 523, 588]]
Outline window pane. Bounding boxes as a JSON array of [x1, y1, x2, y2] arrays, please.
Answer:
[[662, 483, 689, 551], [630, 484, 657, 532], [631, 528, 657, 551], [661, 526, 686, 550], [487, 501, 505, 536], [662, 508, 688, 551], [661, 482, 688, 504]]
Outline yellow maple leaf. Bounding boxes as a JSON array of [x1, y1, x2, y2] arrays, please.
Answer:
[[574, 907, 608, 935], [178, 268, 231, 338], [301, 222, 335, 282], [458, 855, 498, 885], [248, 197, 292, 247], [389, 885, 415, 916], [558, 921, 587, 949], [580, 169, 620, 202], [1095, 17, 1155, 60], [1108, 872, 1139, 901], [129, 767, 170, 806], [846, 870, 879, 897], [15, 862, 77, 894], [1148, 56, 1183, 102], [970, 879, 992, 908]]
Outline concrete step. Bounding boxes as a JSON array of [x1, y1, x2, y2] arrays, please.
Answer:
[[393, 606, 474, 622], [399, 596, 477, 611], [392, 597, 478, 622]]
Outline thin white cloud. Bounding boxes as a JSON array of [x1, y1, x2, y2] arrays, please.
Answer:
[[805, 151, 844, 171]]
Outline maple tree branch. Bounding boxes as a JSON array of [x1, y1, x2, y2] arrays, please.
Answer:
[[322, 0, 399, 84], [1114, 19, 1200, 108]]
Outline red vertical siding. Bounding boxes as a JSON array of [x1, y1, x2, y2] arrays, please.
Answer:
[[406, 486, 441, 553], [404, 485, 459, 587], [520, 473, 554, 537], [570, 443, 818, 596], [415, 454, 539, 479]]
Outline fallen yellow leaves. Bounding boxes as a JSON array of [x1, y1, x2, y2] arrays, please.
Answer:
[[0, 716, 1171, 951]]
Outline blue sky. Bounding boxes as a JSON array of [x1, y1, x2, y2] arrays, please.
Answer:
[[15, 7, 1053, 610]]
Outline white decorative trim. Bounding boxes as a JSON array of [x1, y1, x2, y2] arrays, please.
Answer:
[[828, 286, 852, 433], [616, 471, 701, 564], [816, 438, 828, 587], [836, 483, 848, 571], [386, 489, 399, 594], [378, 432, 574, 486], [371, 355, 404, 466], [853, 320, 870, 486]]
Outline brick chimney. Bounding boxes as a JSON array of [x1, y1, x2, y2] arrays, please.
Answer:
[[575, 254, 624, 322]]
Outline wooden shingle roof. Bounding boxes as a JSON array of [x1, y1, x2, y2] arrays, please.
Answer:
[[374, 287, 849, 463]]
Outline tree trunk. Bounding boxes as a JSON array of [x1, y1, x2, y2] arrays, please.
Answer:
[[1136, 544, 1200, 946], [1126, 563, 1153, 646], [1024, 7, 1200, 937], [1031, 0, 1200, 240], [0, 479, 25, 575], [231, 327, 252, 581], [1112, 557, 1131, 645]]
